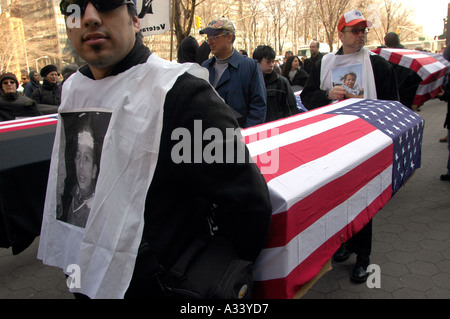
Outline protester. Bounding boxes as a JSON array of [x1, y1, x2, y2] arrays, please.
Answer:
[[280, 50, 293, 72], [0, 72, 41, 121], [383, 32, 422, 110], [24, 70, 41, 98], [304, 41, 325, 75], [384, 32, 405, 49], [196, 41, 211, 65], [301, 9, 399, 283], [281, 55, 309, 90], [200, 17, 267, 128], [177, 36, 199, 63], [60, 65, 78, 85], [32, 64, 61, 106], [38, 1, 272, 299], [18, 71, 30, 95], [253, 45, 298, 122]]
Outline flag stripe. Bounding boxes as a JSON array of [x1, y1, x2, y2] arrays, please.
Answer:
[[252, 117, 378, 183], [264, 128, 392, 216], [0, 116, 57, 133], [264, 144, 393, 248], [254, 165, 392, 283], [372, 48, 446, 105], [253, 185, 392, 299]]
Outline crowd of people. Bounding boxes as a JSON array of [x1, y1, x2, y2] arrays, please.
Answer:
[[2, 0, 449, 299], [0, 64, 77, 121]]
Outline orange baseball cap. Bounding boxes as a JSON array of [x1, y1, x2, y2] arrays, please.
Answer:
[[338, 10, 372, 32]]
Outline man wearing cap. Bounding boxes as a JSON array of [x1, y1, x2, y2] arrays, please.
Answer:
[[301, 9, 398, 109], [0, 72, 40, 121], [31, 64, 61, 106], [200, 17, 267, 128], [301, 10, 399, 283]]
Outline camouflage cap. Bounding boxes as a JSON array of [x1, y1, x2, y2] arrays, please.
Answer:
[[199, 17, 236, 36]]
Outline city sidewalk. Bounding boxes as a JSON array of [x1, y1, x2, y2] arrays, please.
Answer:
[[1, 98, 449, 299]]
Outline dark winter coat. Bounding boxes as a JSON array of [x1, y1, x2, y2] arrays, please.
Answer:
[[0, 92, 40, 122], [264, 71, 299, 122], [31, 79, 61, 106]]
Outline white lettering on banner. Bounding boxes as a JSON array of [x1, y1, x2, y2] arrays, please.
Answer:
[[366, 264, 381, 289], [66, 264, 81, 289]]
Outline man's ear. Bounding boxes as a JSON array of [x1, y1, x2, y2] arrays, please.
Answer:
[[132, 15, 140, 33]]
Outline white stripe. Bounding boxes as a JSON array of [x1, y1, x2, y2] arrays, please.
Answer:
[[416, 77, 445, 95], [242, 99, 360, 137], [0, 118, 57, 131], [254, 165, 392, 281], [247, 115, 359, 157], [416, 61, 446, 80], [267, 129, 392, 215]]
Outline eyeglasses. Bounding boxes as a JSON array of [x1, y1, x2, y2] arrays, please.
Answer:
[[59, 0, 135, 16], [206, 33, 228, 42], [342, 28, 369, 35]]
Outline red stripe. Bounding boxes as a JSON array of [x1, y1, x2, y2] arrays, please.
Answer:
[[252, 117, 378, 184], [243, 113, 337, 145], [419, 68, 446, 85], [408, 56, 439, 73], [253, 186, 392, 299], [0, 119, 57, 133], [264, 144, 393, 248]]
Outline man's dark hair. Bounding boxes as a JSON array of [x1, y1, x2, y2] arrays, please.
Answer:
[[126, 3, 143, 39], [252, 45, 276, 63]]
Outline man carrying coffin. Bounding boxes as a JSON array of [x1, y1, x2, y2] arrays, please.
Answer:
[[301, 9, 399, 283]]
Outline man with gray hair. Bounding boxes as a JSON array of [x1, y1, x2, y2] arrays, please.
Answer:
[[304, 41, 325, 75], [200, 17, 267, 128]]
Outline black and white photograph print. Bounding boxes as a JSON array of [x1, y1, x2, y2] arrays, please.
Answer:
[[57, 111, 112, 228]]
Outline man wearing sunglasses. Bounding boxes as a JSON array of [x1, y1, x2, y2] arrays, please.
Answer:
[[200, 17, 267, 128], [38, 1, 272, 299], [301, 10, 399, 284]]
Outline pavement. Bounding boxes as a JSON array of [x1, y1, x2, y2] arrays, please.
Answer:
[[1, 98, 449, 300]]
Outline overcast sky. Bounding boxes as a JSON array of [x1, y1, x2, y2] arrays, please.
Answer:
[[398, 0, 448, 37]]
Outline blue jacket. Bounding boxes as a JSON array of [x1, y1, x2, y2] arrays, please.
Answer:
[[202, 50, 267, 128]]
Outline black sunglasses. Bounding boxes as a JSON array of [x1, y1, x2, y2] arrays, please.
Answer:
[[59, 0, 135, 16]]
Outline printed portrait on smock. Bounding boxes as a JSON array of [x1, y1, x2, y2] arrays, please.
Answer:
[[56, 111, 111, 228]]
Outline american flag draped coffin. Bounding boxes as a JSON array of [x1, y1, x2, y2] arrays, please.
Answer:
[[0, 98, 424, 298], [372, 48, 447, 106], [0, 115, 58, 171], [243, 98, 424, 299]]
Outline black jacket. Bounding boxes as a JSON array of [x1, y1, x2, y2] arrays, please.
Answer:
[[264, 71, 299, 122], [77, 38, 272, 297], [301, 47, 399, 109], [303, 52, 325, 75], [31, 79, 61, 106], [283, 68, 309, 87], [0, 92, 40, 121]]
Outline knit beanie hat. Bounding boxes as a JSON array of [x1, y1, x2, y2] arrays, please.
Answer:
[[40, 64, 58, 78], [178, 36, 199, 63], [0, 72, 19, 88]]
